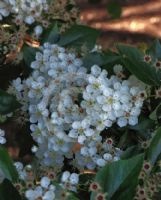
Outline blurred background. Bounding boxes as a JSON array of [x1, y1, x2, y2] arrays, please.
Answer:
[[76, 0, 161, 48]]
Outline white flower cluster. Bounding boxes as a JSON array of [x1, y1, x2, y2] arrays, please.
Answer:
[[0, 128, 6, 144], [11, 43, 146, 171], [14, 162, 27, 180], [61, 171, 79, 192], [14, 162, 76, 200], [73, 137, 122, 170], [25, 176, 56, 200], [0, 0, 48, 25], [82, 65, 145, 129]]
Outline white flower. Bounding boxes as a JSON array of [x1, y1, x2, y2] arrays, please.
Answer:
[[78, 135, 86, 144], [43, 191, 55, 200], [31, 145, 38, 153], [84, 129, 95, 137], [103, 153, 112, 161], [113, 64, 123, 74], [34, 25, 43, 36], [69, 173, 79, 185], [25, 189, 35, 200], [117, 117, 128, 127], [128, 116, 138, 126], [40, 177, 50, 188], [61, 171, 70, 182], [25, 15, 35, 24], [96, 158, 106, 167]]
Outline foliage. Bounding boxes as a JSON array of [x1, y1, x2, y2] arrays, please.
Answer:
[[91, 154, 144, 200]]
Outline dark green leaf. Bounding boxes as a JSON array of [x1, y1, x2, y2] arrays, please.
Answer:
[[91, 154, 144, 200], [107, 1, 122, 19], [83, 51, 120, 69], [0, 146, 18, 182], [149, 102, 161, 120], [0, 179, 21, 200], [146, 39, 161, 60], [41, 22, 60, 44], [22, 45, 37, 68], [129, 117, 155, 138], [58, 25, 100, 51], [146, 127, 161, 165], [0, 89, 20, 115], [66, 193, 79, 200], [121, 145, 140, 159], [116, 44, 161, 86]]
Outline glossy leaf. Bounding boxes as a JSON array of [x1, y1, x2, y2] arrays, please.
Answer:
[[116, 44, 161, 86], [83, 51, 120, 69], [129, 117, 155, 138], [121, 145, 140, 159], [41, 22, 60, 44], [0, 146, 18, 182], [0, 89, 20, 115], [146, 39, 161, 59], [91, 154, 144, 200], [22, 45, 37, 68], [146, 127, 161, 165], [58, 25, 100, 51], [149, 102, 161, 120]]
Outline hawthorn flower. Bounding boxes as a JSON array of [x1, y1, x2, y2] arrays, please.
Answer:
[[89, 182, 101, 192], [95, 193, 107, 200], [10, 43, 146, 172], [61, 171, 79, 191], [144, 55, 152, 63]]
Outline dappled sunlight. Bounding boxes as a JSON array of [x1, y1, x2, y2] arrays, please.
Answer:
[[80, 0, 161, 38]]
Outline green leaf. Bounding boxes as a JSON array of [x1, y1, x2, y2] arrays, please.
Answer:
[[66, 193, 79, 200], [146, 39, 161, 60], [0, 146, 18, 182], [107, 1, 122, 19], [22, 45, 37, 68], [91, 154, 144, 200], [129, 117, 155, 138], [58, 25, 100, 51], [0, 89, 20, 115], [146, 127, 161, 165], [149, 102, 161, 120], [0, 179, 21, 200], [41, 22, 60, 44], [83, 51, 120, 69], [116, 44, 161, 86], [121, 145, 140, 159]]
